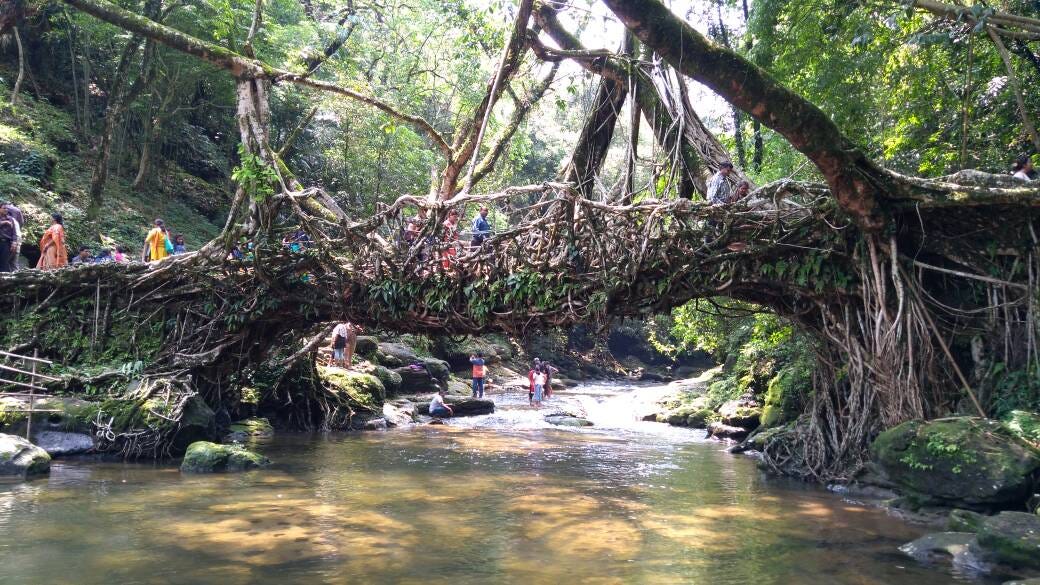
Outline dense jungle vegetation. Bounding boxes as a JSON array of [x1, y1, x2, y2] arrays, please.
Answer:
[[1, 0, 1039, 480]]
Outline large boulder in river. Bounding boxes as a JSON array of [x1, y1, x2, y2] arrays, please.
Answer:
[[319, 367, 386, 411], [871, 417, 1040, 507], [374, 342, 420, 367], [976, 512, 1040, 569], [33, 431, 94, 456], [0, 433, 51, 479], [416, 397, 495, 417], [394, 363, 445, 394], [170, 396, 218, 453], [180, 441, 269, 473], [369, 365, 402, 395]]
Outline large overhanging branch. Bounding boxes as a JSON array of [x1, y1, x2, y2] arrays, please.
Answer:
[[909, 0, 1040, 40], [600, 0, 894, 228], [61, 0, 453, 159]]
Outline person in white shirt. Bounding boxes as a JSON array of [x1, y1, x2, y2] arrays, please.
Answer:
[[330, 321, 360, 369], [1013, 154, 1036, 181], [429, 389, 453, 418], [533, 368, 547, 406]]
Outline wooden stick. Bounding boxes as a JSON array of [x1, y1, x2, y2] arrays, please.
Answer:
[[0, 350, 53, 364], [0, 363, 60, 382], [0, 378, 49, 392]]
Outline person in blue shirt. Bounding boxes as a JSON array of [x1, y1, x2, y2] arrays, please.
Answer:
[[471, 205, 491, 247]]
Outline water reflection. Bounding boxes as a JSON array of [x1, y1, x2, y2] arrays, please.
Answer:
[[0, 389, 1002, 585]]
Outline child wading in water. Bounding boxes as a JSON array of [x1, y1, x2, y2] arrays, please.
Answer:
[[532, 366, 546, 407], [469, 352, 486, 398]]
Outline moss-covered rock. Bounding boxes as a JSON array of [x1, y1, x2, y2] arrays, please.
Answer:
[[686, 408, 715, 428], [355, 336, 379, 357], [947, 509, 986, 533], [1003, 410, 1040, 447], [871, 417, 1040, 507], [976, 511, 1040, 569], [375, 342, 420, 367], [319, 366, 386, 411], [369, 365, 402, 395], [170, 396, 217, 453], [422, 358, 451, 383], [717, 399, 762, 430], [0, 433, 51, 478], [180, 441, 269, 473], [225, 417, 274, 442]]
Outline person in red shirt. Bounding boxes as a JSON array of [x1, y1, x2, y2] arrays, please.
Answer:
[[527, 358, 541, 405], [469, 352, 486, 398]]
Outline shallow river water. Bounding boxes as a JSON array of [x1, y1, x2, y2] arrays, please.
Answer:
[[0, 382, 997, 584]]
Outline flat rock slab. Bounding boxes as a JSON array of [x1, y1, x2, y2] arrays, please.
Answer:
[[416, 398, 495, 417], [900, 532, 990, 574]]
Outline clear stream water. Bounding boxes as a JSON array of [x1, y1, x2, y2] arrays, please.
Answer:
[[0, 382, 1005, 584]]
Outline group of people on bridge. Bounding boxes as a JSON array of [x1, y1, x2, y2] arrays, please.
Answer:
[[0, 209, 191, 273], [400, 205, 492, 272]]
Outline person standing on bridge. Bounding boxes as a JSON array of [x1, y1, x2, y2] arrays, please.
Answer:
[[440, 209, 460, 271], [707, 161, 734, 205], [36, 213, 67, 270], [470, 352, 486, 399], [471, 205, 491, 247], [0, 206, 16, 274], [3, 201, 23, 271], [143, 219, 171, 262], [330, 321, 360, 369]]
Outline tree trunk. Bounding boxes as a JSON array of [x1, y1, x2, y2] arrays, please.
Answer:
[[11, 27, 24, 106], [86, 36, 145, 219], [562, 78, 627, 198]]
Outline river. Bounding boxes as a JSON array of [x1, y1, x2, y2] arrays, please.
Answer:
[[0, 381, 995, 584]]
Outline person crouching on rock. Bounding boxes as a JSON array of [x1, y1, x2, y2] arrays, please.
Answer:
[[470, 352, 486, 398], [430, 389, 454, 418]]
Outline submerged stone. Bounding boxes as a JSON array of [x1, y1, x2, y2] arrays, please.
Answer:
[[545, 415, 594, 427], [871, 417, 1040, 507], [0, 433, 51, 479], [180, 441, 270, 473], [899, 532, 989, 574]]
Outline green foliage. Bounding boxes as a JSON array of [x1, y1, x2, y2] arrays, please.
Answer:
[[669, 300, 813, 415], [232, 145, 279, 202], [985, 362, 1040, 419]]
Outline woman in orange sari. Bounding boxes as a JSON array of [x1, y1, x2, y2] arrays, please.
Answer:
[[36, 213, 68, 270]]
